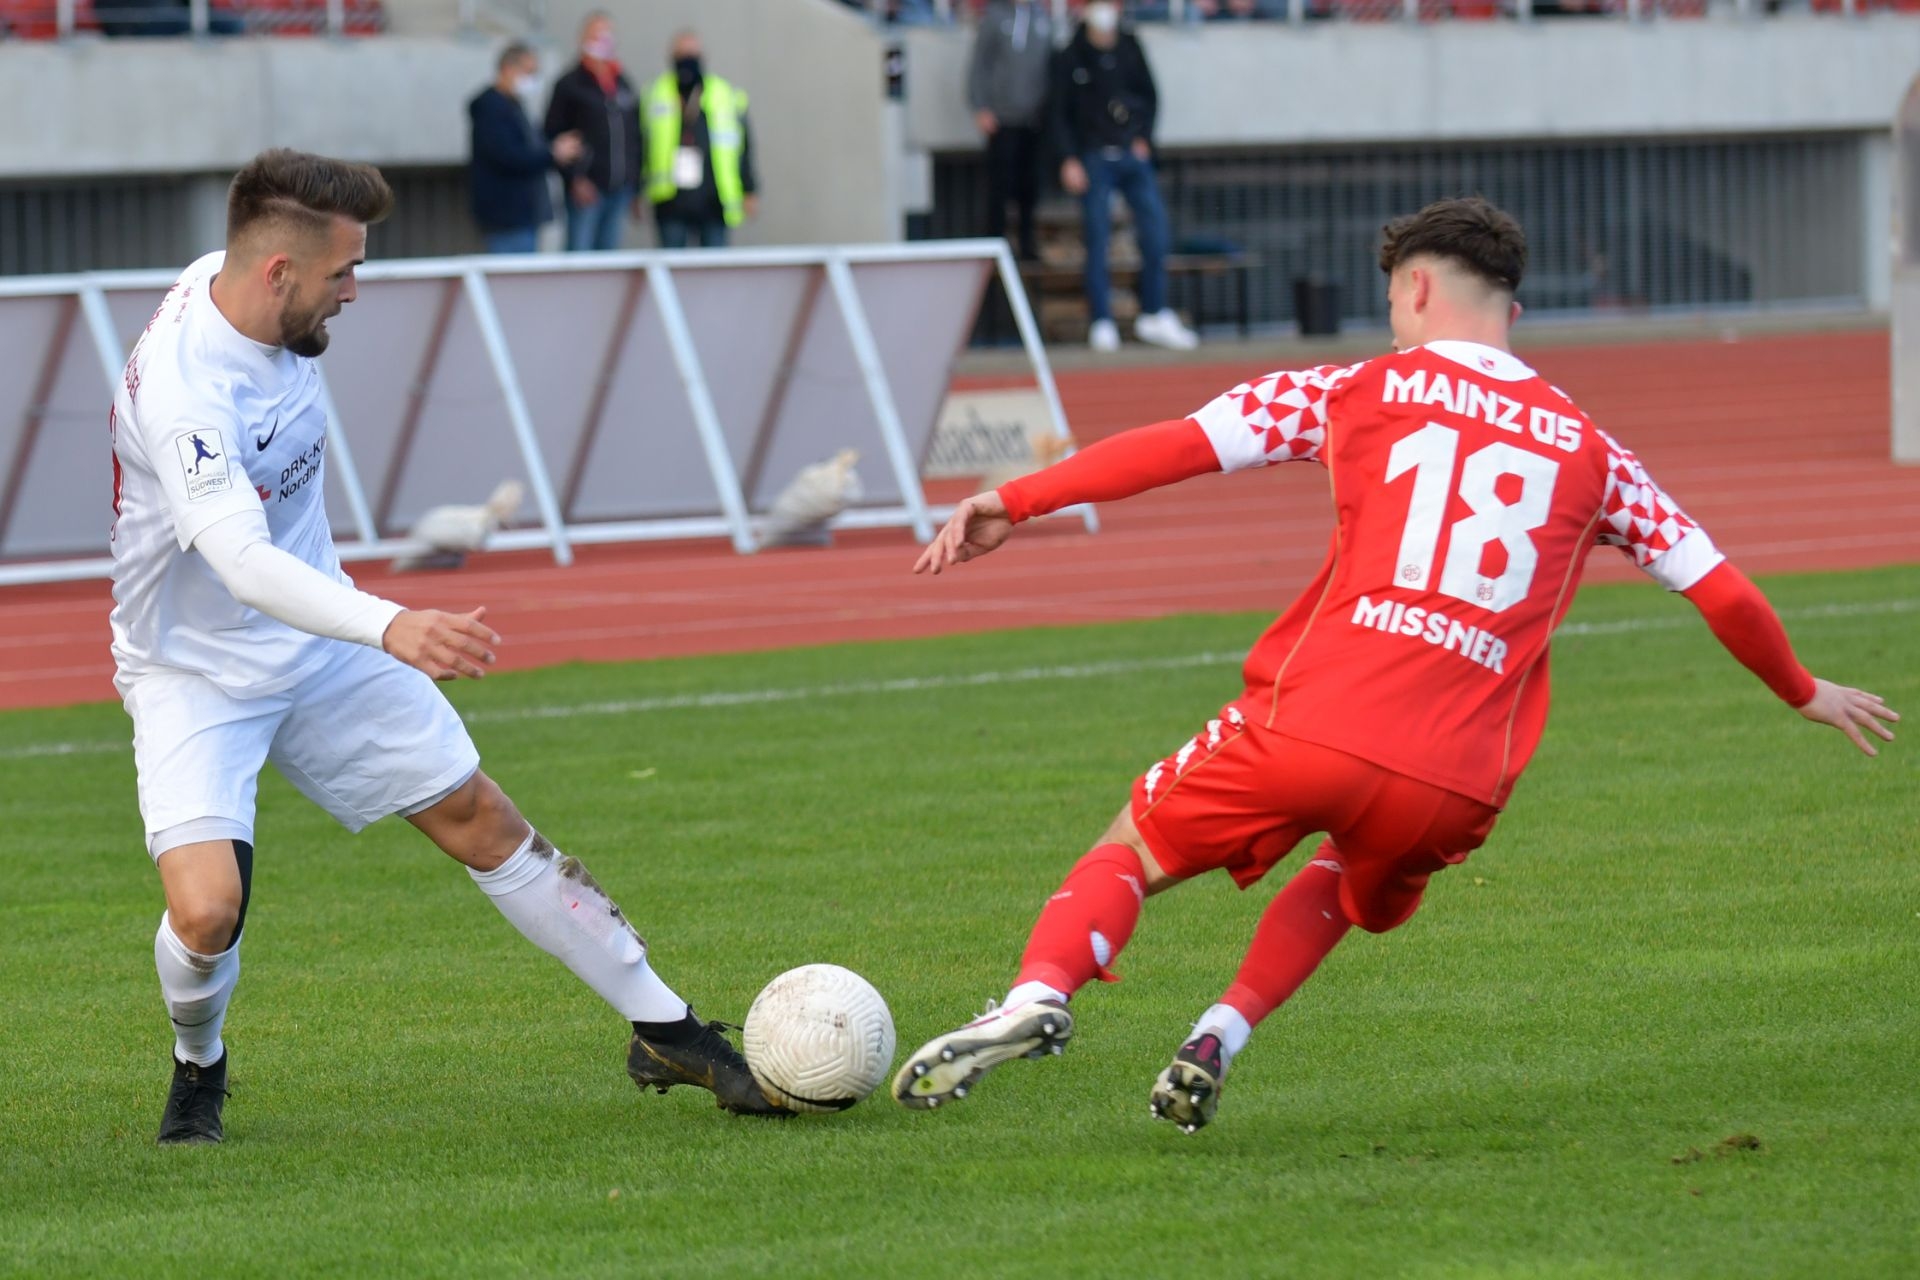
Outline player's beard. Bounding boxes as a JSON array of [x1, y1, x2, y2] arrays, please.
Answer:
[[279, 286, 335, 358]]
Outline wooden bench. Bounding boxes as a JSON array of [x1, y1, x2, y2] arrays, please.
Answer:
[[1017, 252, 1256, 343]]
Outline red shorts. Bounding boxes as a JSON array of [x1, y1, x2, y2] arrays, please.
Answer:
[[1130, 704, 1499, 933]]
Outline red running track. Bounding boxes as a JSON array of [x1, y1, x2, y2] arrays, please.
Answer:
[[2, 329, 1917, 711]]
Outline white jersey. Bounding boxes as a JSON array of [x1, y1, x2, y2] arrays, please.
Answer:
[[109, 252, 350, 699]]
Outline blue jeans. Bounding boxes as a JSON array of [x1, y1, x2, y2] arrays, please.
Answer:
[[483, 227, 539, 254], [655, 215, 730, 249], [1081, 149, 1170, 321], [565, 186, 634, 252]]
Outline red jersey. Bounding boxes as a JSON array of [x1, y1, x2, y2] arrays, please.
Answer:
[[1179, 341, 1724, 805]]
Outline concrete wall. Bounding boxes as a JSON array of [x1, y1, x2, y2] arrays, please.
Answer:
[[4, 11, 1919, 257], [903, 17, 1920, 150], [0, 37, 495, 178], [0, 0, 895, 249]]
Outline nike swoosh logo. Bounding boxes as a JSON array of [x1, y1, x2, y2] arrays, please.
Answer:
[[255, 416, 279, 450]]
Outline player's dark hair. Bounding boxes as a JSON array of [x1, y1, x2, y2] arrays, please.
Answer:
[[1378, 197, 1527, 295], [498, 41, 534, 72], [226, 149, 393, 250]]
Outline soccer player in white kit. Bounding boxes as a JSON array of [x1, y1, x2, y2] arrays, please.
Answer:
[[112, 150, 784, 1143]]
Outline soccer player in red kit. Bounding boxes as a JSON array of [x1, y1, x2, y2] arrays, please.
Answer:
[[890, 198, 1898, 1132]]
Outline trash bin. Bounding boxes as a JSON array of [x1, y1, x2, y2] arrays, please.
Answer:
[[1293, 277, 1341, 338]]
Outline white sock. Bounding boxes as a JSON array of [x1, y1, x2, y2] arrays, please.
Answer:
[[1004, 979, 1069, 1010], [1191, 1002, 1254, 1070], [155, 914, 239, 1068], [469, 831, 688, 1023]]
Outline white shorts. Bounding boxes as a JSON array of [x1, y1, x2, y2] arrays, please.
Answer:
[[124, 641, 481, 857]]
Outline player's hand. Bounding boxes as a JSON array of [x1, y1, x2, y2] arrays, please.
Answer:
[[1130, 137, 1152, 163], [1795, 677, 1898, 756], [1060, 158, 1089, 196], [570, 176, 599, 208], [974, 108, 999, 137], [383, 607, 500, 681], [551, 131, 584, 166], [914, 490, 1013, 576]]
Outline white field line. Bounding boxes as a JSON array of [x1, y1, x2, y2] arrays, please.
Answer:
[[1, 596, 1913, 762]]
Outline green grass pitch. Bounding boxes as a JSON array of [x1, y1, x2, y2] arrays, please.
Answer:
[[3, 566, 1916, 1278]]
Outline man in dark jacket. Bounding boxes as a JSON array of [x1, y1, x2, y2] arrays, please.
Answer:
[[1049, 3, 1197, 352], [968, 0, 1054, 263], [544, 12, 644, 252], [469, 45, 582, 254]]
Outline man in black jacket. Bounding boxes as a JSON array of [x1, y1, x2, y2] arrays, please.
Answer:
[[469, 45, 582, 254], [544, 12, 644, 252], [1050, 3, 1197, 353]]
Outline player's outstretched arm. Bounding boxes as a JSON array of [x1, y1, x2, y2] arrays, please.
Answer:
[[913, 418, 1226, 576], [1791, 677, 1898, 757], [915, 490, 1013, 575], [193, 510, 498, 680], [1681, 562, 1898, 756], [381, 607, 501, 681]]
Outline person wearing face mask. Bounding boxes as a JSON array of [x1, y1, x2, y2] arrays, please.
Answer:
[[645, 30, 758, 250], [468, 45, 584, 255], [544, 12, 644, 252], [1049, 2, 1198, 353]]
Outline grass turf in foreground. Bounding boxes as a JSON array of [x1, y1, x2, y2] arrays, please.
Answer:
[[1, 565, 1916, 1279]]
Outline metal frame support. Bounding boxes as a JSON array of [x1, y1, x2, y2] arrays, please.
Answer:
[[312, 367, 380, 546], [461, 268, 574, 566], [0, 242, 1076, 584], [76, 284, 127, 390], [188, 0, 209, 35], [992, 244, 1098, 533], [646, 262, 758, 555], [824, 254, 937, 544]]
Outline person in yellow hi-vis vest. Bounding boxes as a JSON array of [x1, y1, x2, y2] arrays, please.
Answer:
[[646, 30, 759, 249]]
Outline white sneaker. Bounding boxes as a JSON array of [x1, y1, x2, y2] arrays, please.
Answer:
[[1135, 309, 1199, 351], [892, 998, 1073, 1110], [1087, 318, 1121, 352]]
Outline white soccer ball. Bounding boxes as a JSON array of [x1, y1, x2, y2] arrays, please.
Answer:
[[742, 964, 896, 1113]]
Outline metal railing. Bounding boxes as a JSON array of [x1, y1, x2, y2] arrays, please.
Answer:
[[843, 0, 1882, 22], [0, 0, 385, 39], [930, 134, 1868, 328], [0, 240, 1085, 585]]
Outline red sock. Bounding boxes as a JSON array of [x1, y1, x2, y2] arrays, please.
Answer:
[[1219, 851, 1352, 1025], [1015, 843, 1147, 995]]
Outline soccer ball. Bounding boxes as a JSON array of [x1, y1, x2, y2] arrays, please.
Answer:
[[742, 964, 896, 1113]]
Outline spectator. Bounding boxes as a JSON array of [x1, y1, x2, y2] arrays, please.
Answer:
[[544, 12, 643, 252], [1050, 1, 1197, 352], [644, 29, 758, 250], [968, 0, 1055, 263], [468, 45, 583, 255]]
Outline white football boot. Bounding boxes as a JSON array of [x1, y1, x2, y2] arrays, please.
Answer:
[[892, 998, 1073, 1110]]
